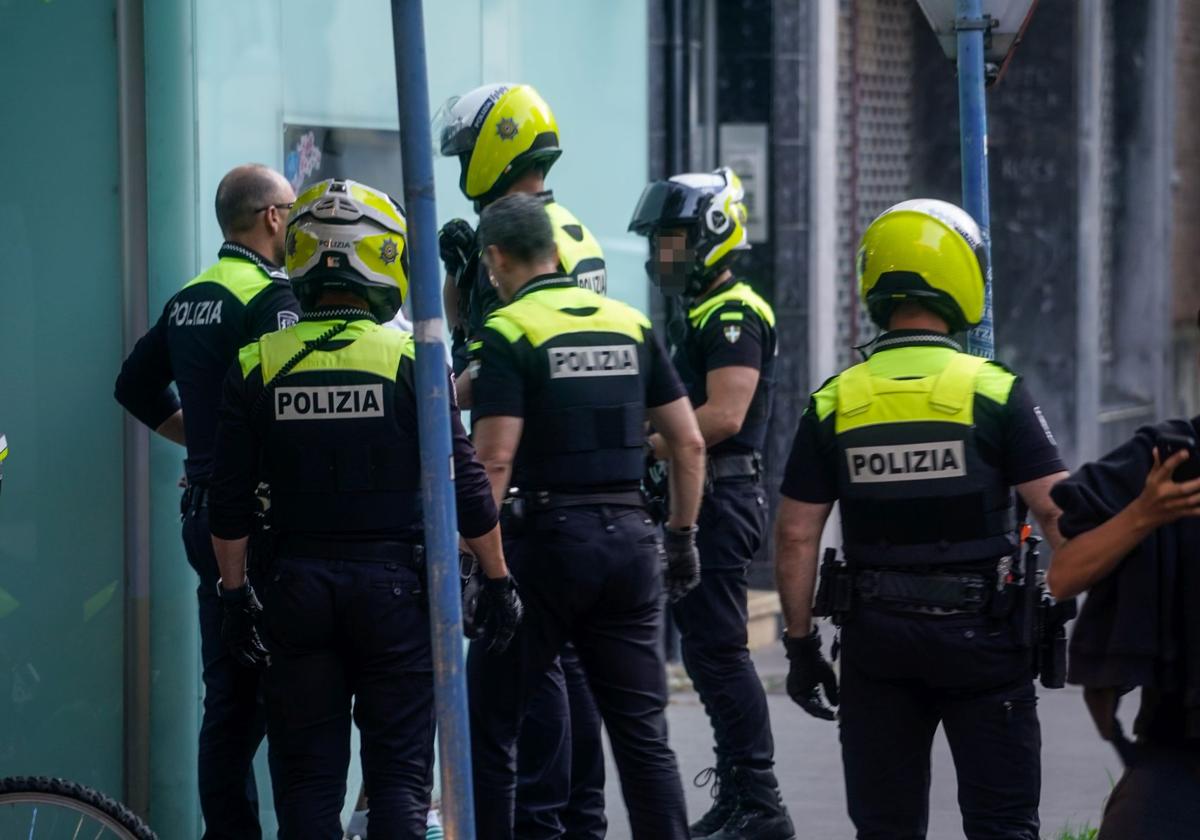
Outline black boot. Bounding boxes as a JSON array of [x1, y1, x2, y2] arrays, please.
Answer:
[[703, 766, 796, 840], [688, 764, 737, 838]]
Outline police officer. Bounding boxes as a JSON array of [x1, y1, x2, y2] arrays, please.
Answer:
[[467, 193, 706, 840], [774, 199, 1069, 840], [114, 164, 299, 839], [435, 81, 608, 837], [629, 167, 793, 839], [434, 82, 607, 401], [206, 179, 516, 839]]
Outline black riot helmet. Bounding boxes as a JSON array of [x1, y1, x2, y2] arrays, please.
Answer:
[[628, 167, 750, 298]]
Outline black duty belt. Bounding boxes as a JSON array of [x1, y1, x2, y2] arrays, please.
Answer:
[[708, 452, 762, 482], [854, 569, 991, 613], [519, 489, 645, 512], [181, 483, 209, 517], [279, 535, 424, 566]]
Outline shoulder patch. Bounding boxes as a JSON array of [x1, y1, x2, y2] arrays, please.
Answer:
[[277, 310, 299, 330]]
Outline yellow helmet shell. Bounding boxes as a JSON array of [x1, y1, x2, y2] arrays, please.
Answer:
[[286, 179, 408, 319], [857, 198, 987, 331], [435, 83, 562, 204]]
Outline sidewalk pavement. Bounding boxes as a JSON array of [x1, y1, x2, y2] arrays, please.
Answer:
[[602, 643, 1121, 840]]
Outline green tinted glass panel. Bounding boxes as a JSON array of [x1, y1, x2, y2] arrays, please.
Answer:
[[0, 0, 124, 800]]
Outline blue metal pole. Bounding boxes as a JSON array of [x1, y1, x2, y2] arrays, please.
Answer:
[[956, 0, 994, 359], [389, 2, 476, 837]]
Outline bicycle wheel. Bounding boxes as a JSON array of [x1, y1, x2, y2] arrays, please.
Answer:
[[0, 776, 157, 839]]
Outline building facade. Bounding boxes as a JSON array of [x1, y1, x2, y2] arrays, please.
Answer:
[[647, 0, 1194, 585]]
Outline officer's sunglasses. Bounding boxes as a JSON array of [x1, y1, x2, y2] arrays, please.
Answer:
[[255, 202, 295, 215]]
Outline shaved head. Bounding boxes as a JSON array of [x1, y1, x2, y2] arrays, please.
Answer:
[[215, 164, 292, 238]]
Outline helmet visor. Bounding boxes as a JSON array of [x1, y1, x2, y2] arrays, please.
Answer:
[[628, 180, 708, 235], [432, 97, 477, 157], [432, 85, 512, 157]]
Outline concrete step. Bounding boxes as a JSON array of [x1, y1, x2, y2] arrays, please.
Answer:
[[746, 588, 783, 651]]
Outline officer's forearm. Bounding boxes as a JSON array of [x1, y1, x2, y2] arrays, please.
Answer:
[[649, 398, 706, 527], [647, 412, 741, 459], [482, 460, 513, 508], [472, 416, 523, 507], [666, 441, 705, 529], [1016, 471, 1069, 551], [694, 403, 745, 449], [443, 271, 461, 330], [464, 524, 508, 580], [455, 371, 474, 410], [695, 365, 758, 448], [774, 498, 832, 636], [212, 536, 249, 590], [155, 410, 186, 446]]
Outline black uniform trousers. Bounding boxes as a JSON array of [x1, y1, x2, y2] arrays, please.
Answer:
[[515, 645, 607, 839], [469, 505, 689, 840], [261, 552, 435, 840], [182, 502, 269, 840], [671, 477, 776, 770], [1098, 742, 1200, 838], [839, 608, 1041, 840]]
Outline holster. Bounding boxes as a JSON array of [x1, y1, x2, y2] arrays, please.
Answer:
[[705, 451, 762, 493], [247, 482, 278, 582], [180, 483, 208, 520], [1010, 535, 1040, 649], [813, 548, 853, 623], [247, 527, 279, 582], [460, 551, 485, 639], [500, 493, 527, 537], [1034, 588, 1077, 689]]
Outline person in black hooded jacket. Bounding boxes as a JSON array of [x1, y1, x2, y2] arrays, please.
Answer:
[[1049, 419, 1200, 839]]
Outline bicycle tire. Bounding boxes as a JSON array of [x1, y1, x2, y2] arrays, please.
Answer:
[[0, 775, 158, 839]]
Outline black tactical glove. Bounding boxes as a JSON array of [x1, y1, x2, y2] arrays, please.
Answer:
[[475, 574, 524, 654], [219, 582, 271, 669], [438, 218, 476, 280], [662, 525, 701, 603], [783, 628, 839, 720]]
